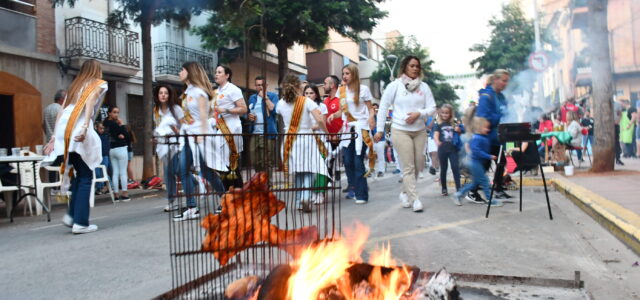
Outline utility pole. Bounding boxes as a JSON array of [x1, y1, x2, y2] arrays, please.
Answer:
[[533, 0, 545, 107]]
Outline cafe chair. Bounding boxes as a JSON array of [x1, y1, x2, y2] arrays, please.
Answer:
[[35, 162, 62, 216], [89, 165, 115, 207]]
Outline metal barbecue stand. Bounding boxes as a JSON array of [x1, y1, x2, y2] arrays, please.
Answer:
[[485, 123, 553, 220]]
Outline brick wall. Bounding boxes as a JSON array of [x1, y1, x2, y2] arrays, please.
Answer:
[[36, 0, 56, 55]]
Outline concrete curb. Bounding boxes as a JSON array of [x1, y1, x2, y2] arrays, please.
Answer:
[[553, 176, 640, 256], [447, 177, 553, 188]]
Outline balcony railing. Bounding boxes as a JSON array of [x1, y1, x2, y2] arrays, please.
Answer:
[[154, 42, 215, 78], [65, 17, 140, 68]]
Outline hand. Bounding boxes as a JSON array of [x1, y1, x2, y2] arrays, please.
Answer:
[[374, 132, 383, 143], [74, 129, 87, 142], [118, 134, 125, 139], [248, 113, 256, 122], [491, 155, 497, 160], [368, 117, 375, 130], [327, 114, 335, 123], [43, 139, 54, 156], [216, 106, 227, 114], [258, 90, 265, 99], [454, 125, 461, 133], [170, 125, 179, 135], [116, 119, 123, 125], [405, 112, 421, 124]]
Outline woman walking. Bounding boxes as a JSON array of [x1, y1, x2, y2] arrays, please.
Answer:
[[103, 106, 130, 201], [153, 84, 184, 212], [212, 65, 247, 188], [174, 61, 226, 221], [375, 55, 436, 212], [277, 75, 329, 212], [43, 59, 108, 234]]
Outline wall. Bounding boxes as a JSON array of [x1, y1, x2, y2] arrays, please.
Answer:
[[324, 30, 359, 63]]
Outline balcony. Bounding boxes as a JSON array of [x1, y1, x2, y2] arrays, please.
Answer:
[[64, 17, 140, 75], [154, 42, 216, 83], [570, 0, 588, 30]]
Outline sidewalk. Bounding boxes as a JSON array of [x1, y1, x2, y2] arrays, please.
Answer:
[[553, 158, 640, 255]]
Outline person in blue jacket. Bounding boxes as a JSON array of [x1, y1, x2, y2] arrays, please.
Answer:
[[247, 75, 279, 173], [472, 69, 512, 200]]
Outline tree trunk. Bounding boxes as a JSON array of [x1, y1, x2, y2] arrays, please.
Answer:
[[141, 6, 155, 179], [276, 42, 289, 86], [588, 0, 615, 172]]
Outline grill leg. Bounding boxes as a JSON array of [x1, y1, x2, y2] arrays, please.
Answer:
[[539, 163, 553, 220], [485, 145, 503, 218]]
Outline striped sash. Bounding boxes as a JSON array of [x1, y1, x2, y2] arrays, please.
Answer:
[[282, 96, 306, 174]]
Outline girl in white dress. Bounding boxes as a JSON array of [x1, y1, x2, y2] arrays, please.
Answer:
[[43, 59, 107, 234], [303, 84, 330, 205], [153, 84, 184, 212], [173, 62, 226, 221], [276, 75, 328, 212]]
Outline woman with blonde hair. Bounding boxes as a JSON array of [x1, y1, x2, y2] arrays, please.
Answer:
[[174, 61, 226, 221], [375, 55, 436, 212], [44, 59, 107, 234], [327, 63, 375, 204], [276, 75, 328, 212]]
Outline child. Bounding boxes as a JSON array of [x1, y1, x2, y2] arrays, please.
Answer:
[[94, 122, 111, 194], [453, 117, 503, 207], [580, 109, 594, 156], [434, 104, 464, 196]]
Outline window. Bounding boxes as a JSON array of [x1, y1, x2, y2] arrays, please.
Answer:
[[0, 0, 35, 15], [166, 20, 184, 46], [359, 40, 368, 58]]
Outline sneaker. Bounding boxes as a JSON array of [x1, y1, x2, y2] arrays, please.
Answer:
[[392, 169, 401, 175], [429, 167, 436, 175], [355, 199, 368, 204], [297, 200, 312, 212], [313, 194, 325, 205], [119, 195, 131, 202], [419, 171, 425, 179], [345, 191, 355, 199], [72, 224, 98, 234], [377, 172, 384, 178], [128, 178, 135, 184], [163, 204, 179, 212], [412, 199, 424, 212], [616, 159, 625, 166], [489, 200, 504, 207], [399, 192, 411, 208], [61, 214, 73, 228], [215, 205, 223, 214], [494, 191, 513, 199], [441, 188, 448, 196], [465, 192, 486, 204], [173, 207, 200, 221], [451, 193, 463, 206]]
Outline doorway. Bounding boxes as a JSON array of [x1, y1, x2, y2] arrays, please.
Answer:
[[0, 95, 15, 150]]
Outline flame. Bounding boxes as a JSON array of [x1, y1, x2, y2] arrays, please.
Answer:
[[286, 223, 414, 300]]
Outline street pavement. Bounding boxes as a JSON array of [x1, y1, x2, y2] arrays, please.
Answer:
[[1, 170, 639, 299]]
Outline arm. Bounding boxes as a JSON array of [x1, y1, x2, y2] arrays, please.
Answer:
[[476, 93, 500, 126], [434, 131, 441, 147], [366, 101, 375, 130], [376, 81, 394, 134], [628, 112, 637, 129], [418, 85, 437, 118], [74, 88, 102, 142], [217, 98, 248, 115], [265, 93, 276, 112], [197, 95, 209, 136], [311, 109, 329, 133], [470, 139, 494, 160]]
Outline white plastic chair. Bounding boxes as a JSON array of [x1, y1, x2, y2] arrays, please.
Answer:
[[35, 163, 62, 216], [90, 165, 115, 207], [16, 161, 37, 216], [0, 178, 20, 218]]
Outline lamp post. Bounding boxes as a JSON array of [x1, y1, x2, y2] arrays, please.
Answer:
[[385, 54, 399, 81]]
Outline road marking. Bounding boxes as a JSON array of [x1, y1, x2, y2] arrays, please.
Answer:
[[30, 215, 109, 231]]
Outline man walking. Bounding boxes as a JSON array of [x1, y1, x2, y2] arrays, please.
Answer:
[[43, 90, 66, 142], [324, 75, 344, 182], [247, 76, 279, 173]]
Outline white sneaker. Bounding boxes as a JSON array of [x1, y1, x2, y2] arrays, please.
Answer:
[[313, 194, 325, 205], [173, 207, 200, 221], [419, 171, 425, 179], [399, 192, 411, 208], [354, 199, 368, 204], [412, 199, 424, 212], [72, 224, 98, 234], [164, 204, 179, 212], [61, 214, 73, 228]]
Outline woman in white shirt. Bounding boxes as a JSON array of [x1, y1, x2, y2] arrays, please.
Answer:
[[212, 65, 247, 188], [43, 59, 107, 234], [277, 75, 328, 212], [304, 84, 330, 204], [173, 61, 226, 222], [326, 64, 375, 204], [374, 56, 437, 212], [153, 84, 184, 212]]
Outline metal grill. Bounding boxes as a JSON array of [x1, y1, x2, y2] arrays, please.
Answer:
[[64, 17, 140, 67], [156, 132, 350, 299], [155, 42, 216, 79]]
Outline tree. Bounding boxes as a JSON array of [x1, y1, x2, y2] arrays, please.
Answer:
[[588, 0, 615, 172], [196, 0, 387, 84], [469, 2, 535, 76], [52, 0, 206, 179], [370, 36, 459, 109]]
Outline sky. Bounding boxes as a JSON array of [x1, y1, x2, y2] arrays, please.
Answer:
[[373, 0, 524, 76]]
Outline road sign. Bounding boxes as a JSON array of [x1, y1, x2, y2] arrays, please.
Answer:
[[529, 51, 549, 72]]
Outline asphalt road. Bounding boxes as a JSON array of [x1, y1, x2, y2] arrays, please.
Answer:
[[0, 171, 638, 299]]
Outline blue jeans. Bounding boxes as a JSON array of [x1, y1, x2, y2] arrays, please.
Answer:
[[458, 159, 491, 201], [109, 146, 128, 193], [179, 143, 225, 208], [68, 153, 92, 226], [294, 172, 313, 204], [163, 154, 180, 204], [343, 140, 368, 201], [582, 135, 594, 155], [95, 155, 110, 190]]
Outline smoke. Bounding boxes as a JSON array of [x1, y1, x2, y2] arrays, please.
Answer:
[[501, 67, 557, 124]]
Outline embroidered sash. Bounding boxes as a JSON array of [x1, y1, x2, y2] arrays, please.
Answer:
[[181, 93, 195, 125], [214, 91, 240, 179], [60, 79, 106, 177], [339, 86, 376, 177], [339, 86, 357, 123], [282, 96, 306, 174]]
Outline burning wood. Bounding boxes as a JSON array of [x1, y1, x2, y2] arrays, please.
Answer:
[[201, 172, 318, 265]]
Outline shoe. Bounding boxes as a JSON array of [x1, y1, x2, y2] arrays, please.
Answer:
[[297, 200, 312, 212], [451, 193, 462, 206], [429, 167, 436, 175], [399, 192, 411, 208], [342, 186, 351, 193], [128, 178, 134, 184], [313, 194, 325, 205], [215, 205, 223, 213], [465, 192, 485, 204], [61, 214, 73, 228], [412, 199, 423, 212], [72, 224, 98, 234], [494, 191, 512, 199], [392, 169, 401, 175], [441, 188, 448, 196], [114, 196, 120, 202], [164, 204, 179, 212], [398, 178, 403, 183], [489, 200, 504, 207], [616, 159, 625, 166], [377, 172, 384, 178], [345, 191, 355, 199], [355, 199, 368, 204], [419, 171, 425, 179], [173, 207, 200, 221], [119, 195, 131, 202]]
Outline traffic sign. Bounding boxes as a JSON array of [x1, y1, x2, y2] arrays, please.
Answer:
[[529, 51, 549, 72]]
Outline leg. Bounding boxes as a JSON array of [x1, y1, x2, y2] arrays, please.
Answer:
[[116, 147, 129, 197], [251, 135, 264, 173], [615, 124, 622, 162], [69, 153, 93, 226], [343, 140, 356, 191], [491, 144, 506, 192], [438, 145, 449, 191], [127, 151, 134, 181], [163, 154, 178, 203], [178, 144, 197, 208], [374, 141, 386, 174], [413, 131, 427, 178], [353, 142, 369, 201], [199, 154, 225, 195], [449, 148, 461, 191], [109, 149, 120, 195], [392, 128, 415, 198]]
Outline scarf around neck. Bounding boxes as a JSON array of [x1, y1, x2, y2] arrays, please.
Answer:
[[401, 74, 421, 93]]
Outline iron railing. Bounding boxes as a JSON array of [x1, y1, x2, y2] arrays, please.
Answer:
[[154, 42, 216, 78], [65, 17, 140, 68]]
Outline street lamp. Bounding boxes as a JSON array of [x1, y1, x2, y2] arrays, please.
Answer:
[[385, 54, 399, 81]]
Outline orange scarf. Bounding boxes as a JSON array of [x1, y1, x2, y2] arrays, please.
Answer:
[[60, 79, 106, 176], [214, 91, 239, 179], [283, 96, 306, 173]]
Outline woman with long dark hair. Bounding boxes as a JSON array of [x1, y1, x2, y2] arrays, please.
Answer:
[[43, 59, 108, 234], [304, 84, 330, 204], [103, 106, 130, 201], [153, 84, 184, 212]]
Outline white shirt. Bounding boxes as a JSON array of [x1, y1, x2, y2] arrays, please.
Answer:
[[376, 79, 436, 133], [250, 96, 265, 134], [215, 81, 244, 131], [311, 102, 327, 129], [182, 84, 211, 134], [154, 105, 184, 159], [342, 84, 373, 128], [276, 97, 319, 133]]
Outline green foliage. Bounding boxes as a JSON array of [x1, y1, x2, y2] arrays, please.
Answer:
[[469, 2, 535, 76], [370, 36, 460, 109]]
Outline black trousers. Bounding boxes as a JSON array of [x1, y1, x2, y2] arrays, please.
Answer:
[[615, 124, 621, 161]]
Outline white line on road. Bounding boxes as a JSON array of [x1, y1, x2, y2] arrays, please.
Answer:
[[30, 215, 110, 231]]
